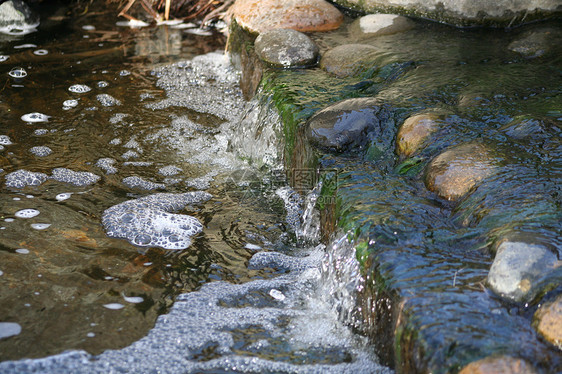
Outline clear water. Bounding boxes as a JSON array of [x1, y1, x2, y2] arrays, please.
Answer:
[[0, 2, 389, 372]]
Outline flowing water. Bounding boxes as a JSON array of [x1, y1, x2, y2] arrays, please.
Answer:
[[0, 3, 390, 373]]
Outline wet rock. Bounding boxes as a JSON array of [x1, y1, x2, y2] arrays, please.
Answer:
[[350, 14, 414, 38], [487, 241, 560, 303], [229, 0, 343, 34], [424, 143, 498, 201], [306, 97, 393, 153], [508, 28, 560, 58], [331, 0, 559, 27], [320, 44, 380, 78], [500, 116, 548, 139], [0, 0, 39, 34], [459, 355, 538, 374], [5, 169, 48, 188], [396, 111, 445, 157], [254, 29, 319, 68], [102, 192, 211, 250], [533, 294, 562, 349]]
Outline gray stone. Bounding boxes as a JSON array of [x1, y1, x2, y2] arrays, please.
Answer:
[[331, 0, 561, 27], [306, 97, 393, 153], [350, 14, 415, 38], [0, 0, 39, 32], [255, 29, 319, 68], [320, 44, 381, 78], [508, 28, 561, 58], [487, 241, 560, 303]]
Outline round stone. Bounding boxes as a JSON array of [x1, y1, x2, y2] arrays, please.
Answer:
[[424, 142, 498, 201], [459, 355, 538, 374], [320, 44, 380, 78], [533, 294, 562, 349], [306, 97, 393, 153], [351, 14, 415, 38], [255, 28, 319, 68], [396, 112, 445, 157], [230, 0, 343, 34]]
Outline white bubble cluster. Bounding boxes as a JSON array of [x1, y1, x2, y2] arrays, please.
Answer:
[[55, 193, 72, 201], [51, 168, 101, 186], [68, 84, 91, 93], [96, 94, 121, 106], [5, 170, 48, 188], [103, 303, 124, 310], [63, 99, 79, 110], [102, 192, 211, 250], [33, 49, 48, 56], [15, 209, 40, 218], [0, 55, 8, 62], [122, 176, 165, 191], [29, 146, 53, 157], [21, 112, 50, 123], [15, 248, 30, 254], [31, 223, 51, 230], [0, 135, 12, 145]]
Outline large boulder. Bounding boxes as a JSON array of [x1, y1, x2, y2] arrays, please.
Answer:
[[229, 0, 343, 34], [331, 0, 561, 27]]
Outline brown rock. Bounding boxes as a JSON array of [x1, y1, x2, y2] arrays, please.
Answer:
[[350, 14, 415, 38], [396, 112, 445, 157], [229, 0, 343, 34], [320, 44, 380, 78], [425, 143, 498, 201], [534, 294, 562, 349], [459, 355, 538, 374]]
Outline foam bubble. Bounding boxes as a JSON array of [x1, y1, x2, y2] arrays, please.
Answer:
[[123, 295, 144, 304], [15, 248, 30, 254], [55, 193, 72, 201], [121, 150, 139, 160], [63, 99, 79, 110], [8, 67, 27, 78], [95, 158, 118, 174], [33, 49, 48, 56], [14, 44, 37, 49], [0, 135, 12, 145], [158, 165, 182, 176], [0, 270, 3, 276], [4, 218, 14, 222], [103, 303, 124, 310], [87, 332, 95, 338], [82, 25, 95, 31], [97, 81, 108, 88], [109, 138, 121, 145], [51, 168, 101, 186], [15, 209, 40, 218], [0, 55, 8, 62], [269, 289, 285, 301], [0, 322, 21, 339], [34, 129, 48, 136], [102, 192, 211, 250], [122, 176, 165, 191], [96, 94, 121, 106], [29, 146, 52, 157], [5, 170, 48, 188], [119, 70, 131, 77], [68, 84, 91, 93], [21, 112, 50, 123], [31, 223, 51, 230]]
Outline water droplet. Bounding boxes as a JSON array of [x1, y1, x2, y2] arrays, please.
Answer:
[[15, 248, 30, 254], [56, 193, 72, 201], [87, 332, 95, 337], [103, 303, 124, 310], [21, 112, 50, 123], [63, 99, 79, 109], [15, 209, 40, 218], [8, 67, 27, 78], [82, 25, 96, 31], [0, 322, 21, 339], [68, 84, 91, 93], [33, 49, 48, 56], [31, 223, 51, 230]]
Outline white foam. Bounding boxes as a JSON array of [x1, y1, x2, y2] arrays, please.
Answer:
[[14, 44, 37, 49], [103, 303, 124, 310], [68, 84, 91, 93], [31, 223, 51, 230], [123, 295, 144, 304], [21, 112, 49, 123], [9, 67, 27, 78], [15, 209, 40, 218], [0, 322, 21, 339], [15, 248, 30, 254], [33, 49, 48, 56], [55, 193, 72, 201]]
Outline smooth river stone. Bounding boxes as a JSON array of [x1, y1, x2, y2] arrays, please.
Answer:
[[320, 44, 380, 78], [254, 28, 319, 68], [424, 142, 498, 201], [396, 111, 445, 157], [350, 14, 415, 38], [229, 0, 343, 34], [533, 294, 562, 349], [459, 355, 538, 374]]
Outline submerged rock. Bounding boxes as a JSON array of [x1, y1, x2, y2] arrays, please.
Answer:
[[396, 111, 446, 157], [320, 44, 380, 78], [500, 116, 549, 139], [254, 28, 319, 68], [5, 169, 48, 188], [229, 0, 343, 34], [533, 294, 562, 349], [306, 97, 393, 153], [508, 28, 560, 58], [459, 355, 538, 374], [487, 240, 560, 303], [350, 14, 415, 38], [424, 143, 499, 201], [102, 192, 211, 250]]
